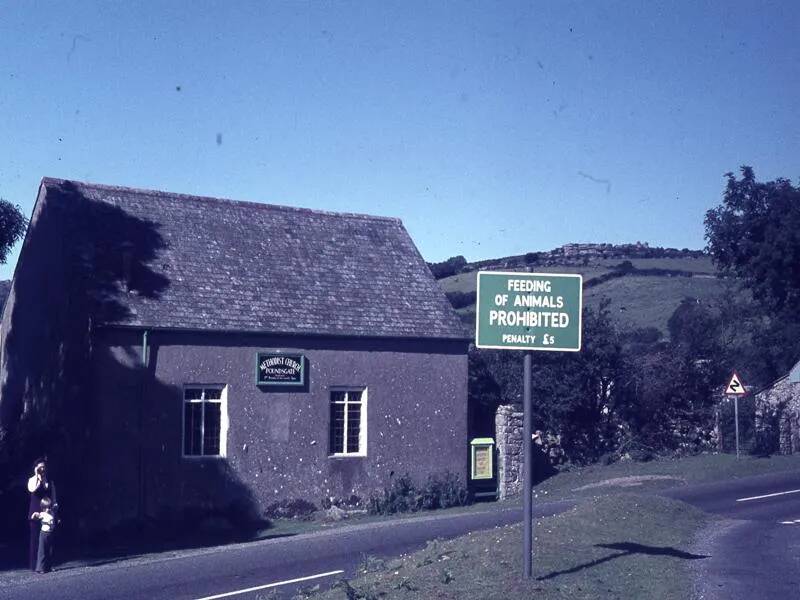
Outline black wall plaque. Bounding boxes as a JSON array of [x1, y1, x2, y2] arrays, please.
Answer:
[[256, 353, 306, 386]]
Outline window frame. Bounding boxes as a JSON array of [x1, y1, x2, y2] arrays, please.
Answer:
[[328, 387, 368, 458], [181, 384, 229, 459]]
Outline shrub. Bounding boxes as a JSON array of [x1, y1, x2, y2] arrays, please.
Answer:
[[368, 472, 471, 515], [428, 256, 468, 279], [616, 260, 635, 273], [421, 471, 470, 510], [445, 290, 476, 309], [524, 252, 541, 264], [263, 498, 317, 521], [628, 326, 662, 345], [368, 473, 421, 515]]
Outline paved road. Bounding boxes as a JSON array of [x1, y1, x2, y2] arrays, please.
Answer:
[[663, 471, 800, 599], [0, 501, 573, 600], [3, 471, 800, 599]]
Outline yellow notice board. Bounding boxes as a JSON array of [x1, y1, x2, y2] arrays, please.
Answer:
[[470, 438, 494, 480]]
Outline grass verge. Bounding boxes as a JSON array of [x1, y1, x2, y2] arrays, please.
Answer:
[[258, 453, 800, 541], [301, 493, 713, 600], [532, 453, 800, 501]]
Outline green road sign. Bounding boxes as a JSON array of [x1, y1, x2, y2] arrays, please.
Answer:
[[475, 271, 583, 351]]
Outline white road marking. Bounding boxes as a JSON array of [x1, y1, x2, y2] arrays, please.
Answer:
[[779, 519, 800, 525], [193, 570, 345, 600], [736, 488, 800, 502]]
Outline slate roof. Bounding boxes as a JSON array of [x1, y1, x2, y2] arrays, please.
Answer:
[[40, 178, 468, 340]]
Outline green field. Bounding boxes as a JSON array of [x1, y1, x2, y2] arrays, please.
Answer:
[[583, 275, 727, 334], [621, 257, 715, 273], [440, 256, 717, 294], [438, 255, 728, 336]]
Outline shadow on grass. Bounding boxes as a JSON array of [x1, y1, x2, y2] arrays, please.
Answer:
[[537, 542, 708, 581]]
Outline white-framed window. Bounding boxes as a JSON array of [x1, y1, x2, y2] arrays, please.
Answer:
[[182, 385, 228, 458], [329, 388, 367, 456]]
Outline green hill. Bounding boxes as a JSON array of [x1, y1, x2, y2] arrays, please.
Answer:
[[436, 252, 731, 337]]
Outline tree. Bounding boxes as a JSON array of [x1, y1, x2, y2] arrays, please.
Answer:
[[0, 198, 26, 264], [445, 290, 476, 309], [616, 260, 635, 274], [616, 347, 716, 457], [705, 167, 800, 384], [471, 301, 627, 463], [538, 301, 625, 462], [667, 297, 720, 358], [524, 252, 541, 265], [705, 167, 800, 315], [427, 255, 467, 279]]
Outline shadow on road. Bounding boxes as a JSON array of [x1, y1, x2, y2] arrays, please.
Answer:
[[0, 530, 299, 574], [537, 541, 709, 581]]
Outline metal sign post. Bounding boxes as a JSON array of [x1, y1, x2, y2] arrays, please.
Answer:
[[725, 372, 746, 459], [734, 395, 740, 459], [522, 352, 533, 578], [476, 271, 582, 579]]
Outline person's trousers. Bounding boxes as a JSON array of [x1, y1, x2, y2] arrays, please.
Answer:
[[35, 530, 52, 573], [29, 521, 39, 571]]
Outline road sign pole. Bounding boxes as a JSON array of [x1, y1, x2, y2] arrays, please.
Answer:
[[724, 372, 746, 458], [523, 351, 533, 578], [734, 395, 740, 459], [475, 271, 582, 580]]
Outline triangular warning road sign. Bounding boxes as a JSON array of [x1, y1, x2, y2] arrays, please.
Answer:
[[725, 372, 746, 395]]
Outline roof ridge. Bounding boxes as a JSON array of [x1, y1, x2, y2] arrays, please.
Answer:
[[40, 177, 402, 223]]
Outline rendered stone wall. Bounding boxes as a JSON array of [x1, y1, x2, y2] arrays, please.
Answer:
[[84, 328, 469, 531], [495, 405, 523, 499]]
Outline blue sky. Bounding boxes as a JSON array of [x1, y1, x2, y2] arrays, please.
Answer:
[[1, 1, 799, 279]]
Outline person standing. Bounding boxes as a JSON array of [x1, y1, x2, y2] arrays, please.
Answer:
[[30, 497, 57, 573], [27, 458, 57, 571]]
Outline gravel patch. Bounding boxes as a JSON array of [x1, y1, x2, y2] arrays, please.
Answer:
[[687, 518, 743, 600], [573, 475, 685, 491]]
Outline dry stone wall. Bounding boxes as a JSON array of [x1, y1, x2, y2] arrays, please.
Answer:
[[755, 376, 800, 454], [495, 405, 523, 499], [495, 404, 567, 499]]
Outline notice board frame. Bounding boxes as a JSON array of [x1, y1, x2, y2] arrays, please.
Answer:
[[255, 352, 306, 387]]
